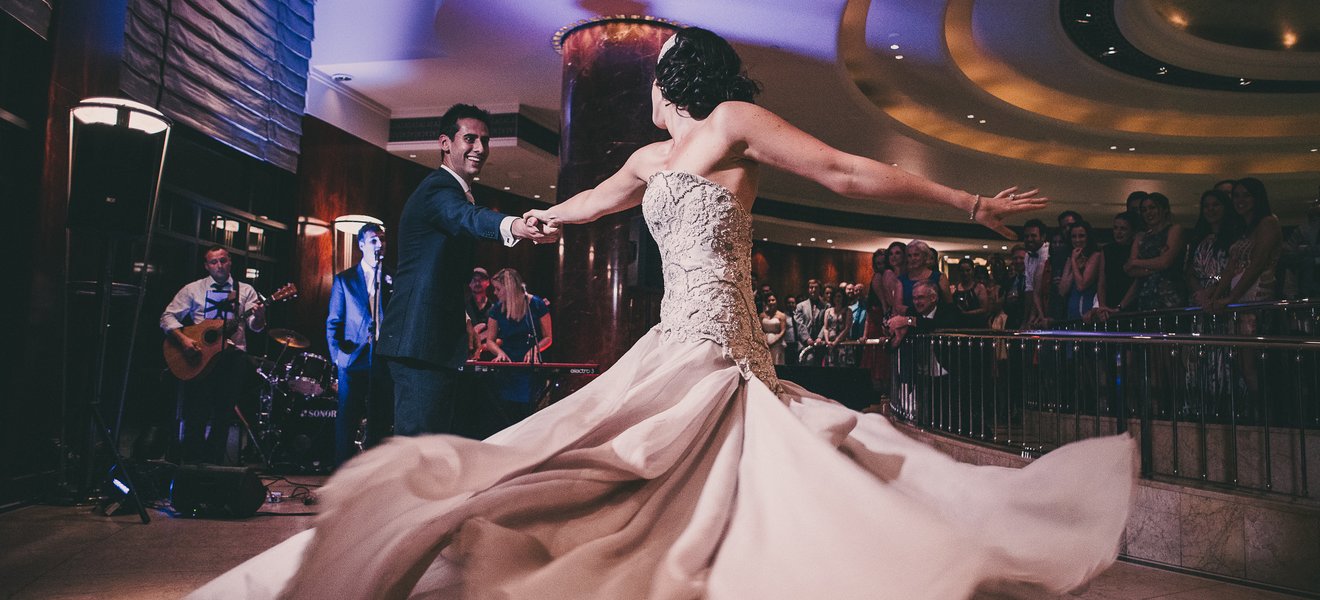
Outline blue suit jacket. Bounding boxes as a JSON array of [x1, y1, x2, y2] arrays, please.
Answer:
[[327, 263, 392, 370], [376, 168, 507, 369]]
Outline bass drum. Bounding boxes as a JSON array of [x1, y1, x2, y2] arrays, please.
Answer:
[[269, 391, 336, 474]]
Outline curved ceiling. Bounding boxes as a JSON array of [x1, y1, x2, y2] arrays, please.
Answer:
[[308, 0, 1320, 253]]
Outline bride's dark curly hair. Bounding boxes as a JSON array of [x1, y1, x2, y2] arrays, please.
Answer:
[[655, 27, 761, 120]]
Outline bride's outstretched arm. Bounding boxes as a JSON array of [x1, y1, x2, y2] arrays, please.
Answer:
[[523, 147, 654, 227], [719, 102, 1047, 238]]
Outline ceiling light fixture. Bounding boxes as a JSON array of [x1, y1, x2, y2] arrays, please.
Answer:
[[1128, 147, 1136, 151], [1239, 78, 1252, 86], [408, 154, 417, 158], [978, 119, 986, 124], [890, 44, 900, 50], [826, 239, 834, 244], [1157, 67, 1168, 76], [810, 237, 817, 242], [503, 186, 511, 190], [1109, 145, 1118, 150], [966, 114, 975, 119], [1102, 47, 1117, 56], [894, 55, 904, 60]]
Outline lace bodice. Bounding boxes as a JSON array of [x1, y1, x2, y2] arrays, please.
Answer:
[[643, 171, 782, 393]]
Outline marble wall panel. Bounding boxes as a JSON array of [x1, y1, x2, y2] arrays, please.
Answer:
[[1244, 505, 1320, 592], [1179, 493, 1246, 578]]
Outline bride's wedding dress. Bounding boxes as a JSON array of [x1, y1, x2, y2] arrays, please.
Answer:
[[189, 171, 1133, 599]]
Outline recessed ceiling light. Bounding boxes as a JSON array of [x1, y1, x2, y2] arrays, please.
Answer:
[[890, 44, 900, 50], [810, 237, 817, 242], [1102, 47, 1117, 56], [891, 163, 898, 167], [1110, 145, 1118, 150], [549, 185, 556, 189], [1239, 78, 1252, 86], [964, 255, 971, 259], [1311, 148, 1318, 152], [826, 239, 834, 244], [408, 154, 417, 158], [1157, 67, 1168, 76], [1283, 31, 1298, 49], [473, 177, 480, 181], [797, 242, 802, 246], [533, 194, 541, 199], [1128, 147, 1136, 151], [982, 245, 989, 249], [762, 237, 768, 241], [894, 55, 904, 60], [330, 73, 353, 82], [1001, 245, 1008, 250], [503, 186, 511, 190], [966, 114, 975, 119], [978, 119, 986, 124]]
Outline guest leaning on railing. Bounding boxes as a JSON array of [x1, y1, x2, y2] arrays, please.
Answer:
[[1119, 192, 1187, 312], [1185, 189, 1243, 309], [1209, 177, 1282, 332]]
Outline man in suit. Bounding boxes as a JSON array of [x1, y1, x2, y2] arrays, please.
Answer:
[[376, 104, 558, 437], [887, 280, 960, 427], [794, 279, 826, 365], [326, 223, 392, 466]]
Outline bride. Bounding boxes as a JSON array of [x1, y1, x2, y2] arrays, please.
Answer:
[[192, 27, 1133, 600]]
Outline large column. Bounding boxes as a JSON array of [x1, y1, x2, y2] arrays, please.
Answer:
[[554, 17, 678, 369]]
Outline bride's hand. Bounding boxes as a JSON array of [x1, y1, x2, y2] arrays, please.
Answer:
[[524, 209, 562, 229], [976, 187, 1049, 239]]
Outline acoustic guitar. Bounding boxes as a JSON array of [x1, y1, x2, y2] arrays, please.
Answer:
[[163, 283, 297, 381]]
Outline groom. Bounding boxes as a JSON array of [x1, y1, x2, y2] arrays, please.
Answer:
[[376, 104, 559, 437]]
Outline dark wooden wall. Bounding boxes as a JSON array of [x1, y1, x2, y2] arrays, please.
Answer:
[[752, 241, 877, 302]]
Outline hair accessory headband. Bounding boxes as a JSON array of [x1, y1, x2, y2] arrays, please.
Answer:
[[658, 33, 677, 64]]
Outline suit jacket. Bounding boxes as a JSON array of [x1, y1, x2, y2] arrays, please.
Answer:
[[793, 298, 826, 343], [327, 263, 392, 370], [376, 168, 507, 369]]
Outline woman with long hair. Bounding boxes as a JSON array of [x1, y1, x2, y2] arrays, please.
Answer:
[[820, 282, 853, 366], [1211, 177, 1282, 316], [1057, 221, 1103, 321], [256, 27, 1132, 600], [481, 268, 553, 429], [952, 259, 990, 327], [1186, 189, 1242, 308], [880, 241, 908, 317]]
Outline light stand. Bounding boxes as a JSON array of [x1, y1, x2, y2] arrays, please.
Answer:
[[60, 97, 171, 524]]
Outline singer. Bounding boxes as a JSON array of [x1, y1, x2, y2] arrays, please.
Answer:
[[326, 223, 394, 466]]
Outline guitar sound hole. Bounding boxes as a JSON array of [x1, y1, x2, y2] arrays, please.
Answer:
[[204, 330, 219, 344]]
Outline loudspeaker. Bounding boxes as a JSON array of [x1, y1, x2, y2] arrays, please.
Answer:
[[169, 465, 265, 518], [67, 122, 164, 235]]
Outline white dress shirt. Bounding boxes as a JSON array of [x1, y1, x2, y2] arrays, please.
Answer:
[[160, 276, 264, 351]]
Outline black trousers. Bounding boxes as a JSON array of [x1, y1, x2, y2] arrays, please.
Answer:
[[180, 349, 254, 464], [335, 355, 394, 466], [388, 358, 462, 437]]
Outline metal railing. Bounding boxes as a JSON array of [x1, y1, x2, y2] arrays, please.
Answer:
[[1057, 298, 1319, 337], [890, 329, 1320, 499]]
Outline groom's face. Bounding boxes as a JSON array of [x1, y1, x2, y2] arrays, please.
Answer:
[[440, 118, 490, 183]]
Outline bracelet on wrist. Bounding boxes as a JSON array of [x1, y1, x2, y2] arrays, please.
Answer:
[[968, 194, 981, 221]]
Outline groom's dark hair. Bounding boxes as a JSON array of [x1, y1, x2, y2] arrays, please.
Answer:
[[438, 104, 492, 141]]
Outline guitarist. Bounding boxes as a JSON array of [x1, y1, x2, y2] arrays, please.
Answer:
[[160, 246, 266, 464]]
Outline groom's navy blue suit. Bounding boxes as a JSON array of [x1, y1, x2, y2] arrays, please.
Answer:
[[376, 167, 509, 435]]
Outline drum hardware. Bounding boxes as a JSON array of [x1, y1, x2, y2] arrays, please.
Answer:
[[266, 327, 311, 349], [284, 352, 335, 397]]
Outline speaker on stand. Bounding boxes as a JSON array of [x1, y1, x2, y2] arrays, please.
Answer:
[[56, 98, 171, 523]]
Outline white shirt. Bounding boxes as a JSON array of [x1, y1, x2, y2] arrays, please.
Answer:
[[1023, 242, 1050, 292], [160, 276, 264, 351], [440, 165, 519, 247]]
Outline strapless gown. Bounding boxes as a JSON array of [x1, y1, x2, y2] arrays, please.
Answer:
[[188, 171, 1134, 600]]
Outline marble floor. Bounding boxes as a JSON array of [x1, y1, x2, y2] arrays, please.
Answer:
[[1, 478, 1308, 600]]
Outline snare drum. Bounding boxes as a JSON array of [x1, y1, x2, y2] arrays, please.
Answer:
[[284, 352, 332, 396]]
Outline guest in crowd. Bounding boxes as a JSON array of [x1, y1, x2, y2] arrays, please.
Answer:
[[794, 279, 827, 364], [1057, 220, 1103, 321], [466, 267, 494, 359], [483, 268, 553, 425], [952, 259, 991, 327], [1121, 192, 1186, 312], [1020, 220, 1050, 326], [1212, 179, 1236, 195], [1002, 246, 1030, 329], [821, 283, 853, 366], [900, 240, 950, 313], [1186, 189, 1242, 308], [1211, 177, 1282, 326], [782, 294, 801, 365], [1099, 213, 1137, 313], [880, 241, 908, 316], [1043, 211, 1081, 323], [760, 293, 789, 365]]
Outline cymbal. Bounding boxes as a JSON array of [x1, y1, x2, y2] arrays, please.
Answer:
[[268, 328, 311, 349]]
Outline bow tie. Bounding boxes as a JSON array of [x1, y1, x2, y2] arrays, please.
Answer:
[[1027, 251, 1038, 258], [211, 283, 227, 291]]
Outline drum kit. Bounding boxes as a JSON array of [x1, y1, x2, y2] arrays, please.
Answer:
[[247, 328, 337, 472]]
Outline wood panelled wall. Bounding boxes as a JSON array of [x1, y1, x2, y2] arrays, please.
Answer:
[[292, 116, 557, 357], [751, 241, 879, 302]]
